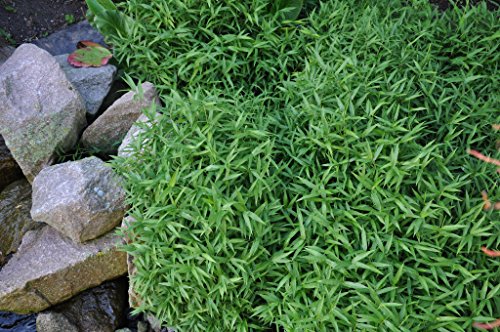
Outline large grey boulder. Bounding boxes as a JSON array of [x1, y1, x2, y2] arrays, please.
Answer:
[[0, 134, 23, 192], [0, 180, 41, 263], [31, 157, 126, 243], [55, 54, 116, 118], [0, 44, 86, 183], [0, 225, 127, 314], [36, 278, 127, 332], [81, 82, 160, 155]]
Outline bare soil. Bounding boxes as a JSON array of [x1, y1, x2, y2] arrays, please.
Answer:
[[0, 0, 87, 45]]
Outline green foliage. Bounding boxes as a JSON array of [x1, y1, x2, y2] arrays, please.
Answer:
[[85, 0, 133, 42], [0, 27, 14, 45], [86, 0, 314, 92], [275, 0, 304, 20], [64, 14, 75, 25], [108, 0, 500, 331]]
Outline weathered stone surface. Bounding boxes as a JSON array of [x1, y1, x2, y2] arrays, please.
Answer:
[[0, 44, 86, 183], [55, 54, 117, 118], [98, 79, 129, 116], [145, 314, 167, 332], [0, 180, 41, 261], [33, 20, 106, 56], [118, 113, 162, 159], [0, 46, 15, 68], [0, 311, 37, 332], [138, 321, 149, 332], [0, 226, 127, 314], [31, 157, 126, 243], [0, 134, 24, 192], [36, 312, 76, 332], [81, 82, 160, 155], [36, 278, 127, 332], [121, 217, 140, 308]]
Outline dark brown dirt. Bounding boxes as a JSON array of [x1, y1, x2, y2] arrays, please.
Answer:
[[0, 0, 87, 45], [429, 0, 499, 10]]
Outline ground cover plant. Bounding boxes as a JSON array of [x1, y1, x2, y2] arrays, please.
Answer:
[[89, 0, 500, 330], [86, 0, 314, 92]]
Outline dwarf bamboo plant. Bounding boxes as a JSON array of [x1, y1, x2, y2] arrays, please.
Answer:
[[89, 0, 500, 330]]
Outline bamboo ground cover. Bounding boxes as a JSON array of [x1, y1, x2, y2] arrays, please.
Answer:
[[99, 0, 500, 331]]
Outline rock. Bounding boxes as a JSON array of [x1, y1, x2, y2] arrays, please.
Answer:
[[33, 20, 106, 56], [0, 180, 41, 261], [31, 157, 126, 243], [145, 314, 165, 332], [0, 44, 86, 183], [36, 278, 127, 332], [81, 82, 160, 155], [0, 46, 15, 67], [118, 112, 162, 159], [137, 321, 149, 332], [121, 217, 140, 308], [99, 79, 130, 116], [36, 312, 76, 332], [0, 134, 24, 192], [0, 225, 127, 314], [54, 54, 117, 118], [0, 311, 37, 332]]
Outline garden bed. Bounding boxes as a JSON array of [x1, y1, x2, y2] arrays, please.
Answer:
[[2, 0, 495, 331]]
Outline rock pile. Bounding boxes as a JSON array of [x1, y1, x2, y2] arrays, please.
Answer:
[[0, 42, 161, 331]]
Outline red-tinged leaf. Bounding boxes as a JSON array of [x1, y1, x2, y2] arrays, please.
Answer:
[[473, 318, 500, 330], [67, 41, 112, 68], [481, 247, 500, 258]]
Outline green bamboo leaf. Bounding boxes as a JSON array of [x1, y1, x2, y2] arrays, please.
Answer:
[[276, 0, 303, 21]]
